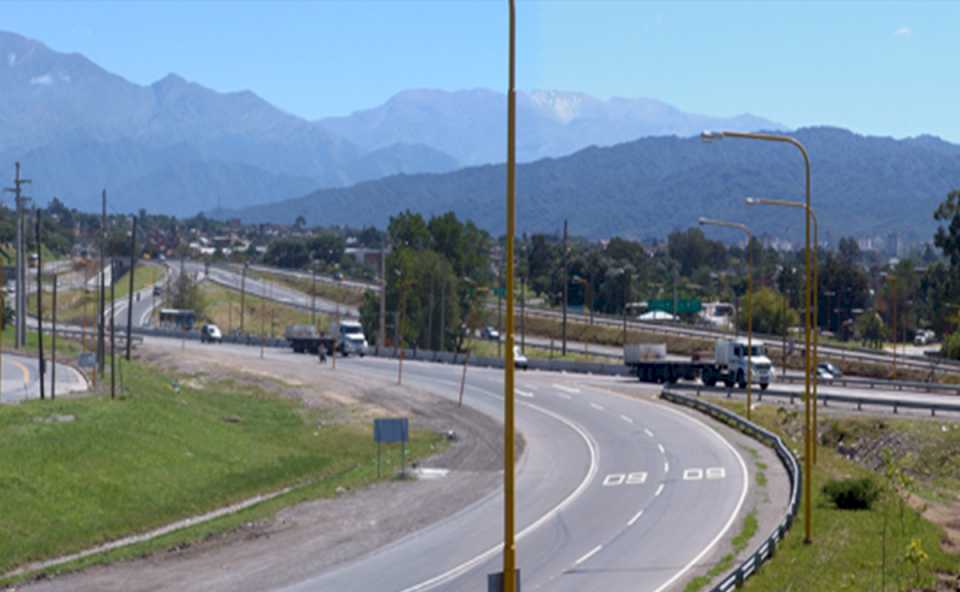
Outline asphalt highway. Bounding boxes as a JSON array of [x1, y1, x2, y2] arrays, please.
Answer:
[[202, 350, 749, 592], [0, 352, 88, 404]]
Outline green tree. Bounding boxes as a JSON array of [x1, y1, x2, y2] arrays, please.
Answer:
[[736, 287, 799, 334], [855, 310, 887, 348], [933, 189, 960, 267]]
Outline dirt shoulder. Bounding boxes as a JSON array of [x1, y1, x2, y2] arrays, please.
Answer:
[[22, 343, 507, 592]]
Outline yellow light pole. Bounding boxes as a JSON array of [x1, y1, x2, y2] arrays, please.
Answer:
[[703, 130, 814, 544], [745, 197, 821, 464], [502, 1, 519, 589], [698, 217, 754, 421]]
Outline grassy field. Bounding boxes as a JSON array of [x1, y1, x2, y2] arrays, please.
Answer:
[[463, 337, 617, 364], [0, 359, 444, 581], [26, 264, 165, 327], [199, 282, 330, 339], [713, 401, 958, 591], [250, 269, 367, 307]]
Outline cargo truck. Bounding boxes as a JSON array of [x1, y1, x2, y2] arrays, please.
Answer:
[[624, 337, 774, 389]]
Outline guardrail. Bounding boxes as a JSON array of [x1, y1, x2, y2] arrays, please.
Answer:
[[671, 382, 960, 417], [660, 390, 801, 592], [369, 346, 632, 377], [776, 373, 960, 396]]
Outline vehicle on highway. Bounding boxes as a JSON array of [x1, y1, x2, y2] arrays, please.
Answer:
[[625, 337, 774, 389], [817, 362, 843, 379], [200, 323, 223, 344], [482, 326, 501, 341], [153, 285, 162, 296], [285, 324, 333, 355], [333, 271, 344, 281], [514, 345, 528, 370], [333, 320, 368, 357], [914, 329, 936, 346]]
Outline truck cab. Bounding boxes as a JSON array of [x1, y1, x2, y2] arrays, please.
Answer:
[[333, 320, 368, 357], [705, 338, 774, 390]]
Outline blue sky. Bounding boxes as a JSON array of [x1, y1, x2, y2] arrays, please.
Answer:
[[2, 1, 958, 140]]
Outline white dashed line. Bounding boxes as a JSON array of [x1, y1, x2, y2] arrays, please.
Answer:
[[555, 393, 572, 400], [590, 403, 605, 411], [574, 544, 603, 566], [664, 462, 670, 473], [655, 483, 665, 497], [620, 415, 634, 424], [643, 428, 654, 438], [628, 509, 644, 526], [553, 384, 581, 394], [516, 389, 534, 398], [657, 443, 665, 454]]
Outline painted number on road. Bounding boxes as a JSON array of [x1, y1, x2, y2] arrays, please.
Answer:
[[683, 467, 726, 481], [602, 472, 648, 487]]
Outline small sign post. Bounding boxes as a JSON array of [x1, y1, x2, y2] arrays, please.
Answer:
[[373, 417, 409, 479]]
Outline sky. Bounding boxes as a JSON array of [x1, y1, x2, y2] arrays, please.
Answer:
[[2, 1, 958, 140]]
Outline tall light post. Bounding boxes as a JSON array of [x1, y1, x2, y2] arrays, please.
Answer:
[[698, 217, 754, 421], [501, 1, 519, 589], [704, 130, 814, 544], [572, 275, 592, 354], [745, 196, 821, 464]]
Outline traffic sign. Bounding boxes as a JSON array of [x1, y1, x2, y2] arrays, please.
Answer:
[[646, 299, 701, 314]]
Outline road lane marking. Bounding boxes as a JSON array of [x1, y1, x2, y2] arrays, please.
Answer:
[[553, 383, 581, 394], [555, 392, 572, 400], [655, 483, 664, 497], [11, 360, 30, 384], [643, 428, 654, 438], [620, 414, 633, 424], [574, 545, 603, 566], [657, 443, 665, 454], [628, 509, 644, 526], [516, 389, 534, 398], [664, 462, 670, 473], [590, 403, 605, 411]]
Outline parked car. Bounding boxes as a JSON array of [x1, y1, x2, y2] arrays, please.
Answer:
[[481, 326, 501, 341], [200, 323, 223, 344], [514, 345, 528, 370]]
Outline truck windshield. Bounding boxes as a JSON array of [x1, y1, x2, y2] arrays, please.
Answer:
[[748, 346, 765, 357]]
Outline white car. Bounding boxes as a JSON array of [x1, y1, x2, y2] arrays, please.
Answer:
[[514, 345, 528, 370], [200, 323, 223, 344]]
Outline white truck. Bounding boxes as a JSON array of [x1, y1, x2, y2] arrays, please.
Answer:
[[332, 319, 369, 357], [625, 337, 774, 390]]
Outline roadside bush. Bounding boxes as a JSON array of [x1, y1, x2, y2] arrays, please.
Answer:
[[943, 331, 960, 361], [823, 477, 880, 510]]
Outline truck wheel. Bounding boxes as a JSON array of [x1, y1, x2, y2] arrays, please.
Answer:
[[737, 371, 747, 389], [703, 377, 717, 387], [760, 383, 769, 391], [724, 378, 735, 388]]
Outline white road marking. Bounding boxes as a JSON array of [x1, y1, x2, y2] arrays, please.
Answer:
[[574, 544, 603, 566], [590, 403, 605, 411], [603, 474, 626, 487], [683, 468, 704, 481], [555, 393, 572, 400], [657, 443, 665, 454], [643, 428, 654, 438], [655, 483, 664, 497], [620, 414, 634, 424], [664, 462, 670, 473], [628, 509, 644, 526], [516, 389, 534, 398], [553, 383, 581, 394]]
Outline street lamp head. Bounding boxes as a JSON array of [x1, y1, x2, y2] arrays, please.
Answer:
[[697, 217, 708, 226], [744, 197, 758, 205]]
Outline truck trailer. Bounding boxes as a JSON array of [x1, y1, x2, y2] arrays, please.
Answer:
[[625, 337, 774, 389]]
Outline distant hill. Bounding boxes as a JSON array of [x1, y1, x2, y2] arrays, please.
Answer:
[[1, 30, 788, 215], [317, 88, 784, 165], [225, 127, 960, 242]]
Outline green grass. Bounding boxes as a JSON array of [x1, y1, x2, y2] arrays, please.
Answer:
[[714, 403, 958, 591], [250, 269, 366, 307], [198, 282, 330, 338], [685, 511, 759, 592], [110, 263, 164, 301], [463, 337, 616, 364], [0, 360, 444, 581]]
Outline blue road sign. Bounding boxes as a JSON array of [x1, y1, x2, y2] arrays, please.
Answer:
[[374, 417, 409, 443]]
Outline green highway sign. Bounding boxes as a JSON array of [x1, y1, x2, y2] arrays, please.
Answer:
[[647, 299, 701, 314]]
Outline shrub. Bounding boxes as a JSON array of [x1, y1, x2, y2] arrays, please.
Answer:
[[943, 331, 960, 361], [823, 477, 880, 510]]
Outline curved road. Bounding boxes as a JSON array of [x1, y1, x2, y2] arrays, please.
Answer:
[[0, 353, 88, 404]]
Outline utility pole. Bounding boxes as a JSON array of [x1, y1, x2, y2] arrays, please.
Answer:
[[311, 262, 317, 326], [4, 163, 30, 349], [98, 190, 106, 377], [110, 260, 116, 399], [378, 243, 386, 353], [428, 273, 435, 350], [497, 260, 503, 359], [440, 278, 446, 352], [126, 217, 136, 360], [35, 211, 45, 400], [240, 262, 247, 335], [51, 274, 57, 401], [520, 274, 526, 354], [561, 219, 568, 356]]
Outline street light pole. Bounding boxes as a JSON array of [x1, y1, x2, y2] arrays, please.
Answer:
[[706, 129, 814, 545], [501, 1, 519, 588], [745, 197, 821, 464], [699, 217, 753, 421]]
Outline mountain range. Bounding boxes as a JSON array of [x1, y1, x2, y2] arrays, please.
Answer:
[[226, 127, 960, 243], [1, 30, 783, 215]]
